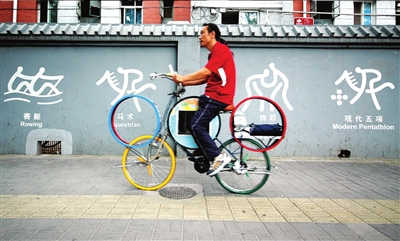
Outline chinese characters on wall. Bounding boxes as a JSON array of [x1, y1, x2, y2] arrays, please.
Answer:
[[3, 64, 396, 132]]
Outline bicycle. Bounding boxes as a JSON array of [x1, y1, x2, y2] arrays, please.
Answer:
[[108, 65, 287, 194]]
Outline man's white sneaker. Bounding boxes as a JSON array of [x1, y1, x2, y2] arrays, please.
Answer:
[[207, 153, 231, 176]]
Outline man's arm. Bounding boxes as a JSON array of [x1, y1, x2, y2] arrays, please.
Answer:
[[172, 67, 211, 86]]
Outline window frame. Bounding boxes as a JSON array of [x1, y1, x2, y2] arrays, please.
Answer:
[[80, 0, 101, 18], [311, 1, 341, 25], [161, 0, 174, 20], [222, 10, 258, 25], [239, 11, 258, 25], [396, 1, 400, 25], [121, 0, 143, 24], [39, 0, 58, 23], [354, 1, 374, 25]]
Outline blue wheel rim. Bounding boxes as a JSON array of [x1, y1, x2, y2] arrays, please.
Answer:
[[108, 94, 161, 148]]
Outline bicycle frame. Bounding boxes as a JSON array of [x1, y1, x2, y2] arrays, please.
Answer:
[[115, 90, 275, 174], [115, 70, 280, 193], [125, 96, 176, 165], [125, 74, 238, 168]]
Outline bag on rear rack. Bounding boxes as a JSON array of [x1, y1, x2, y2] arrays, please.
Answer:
[[250, 124, 283, 136]]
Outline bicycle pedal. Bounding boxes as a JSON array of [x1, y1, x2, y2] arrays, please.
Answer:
[[233, 161, 241, 170], [188, 156, 197, 162], [193, 157, 210, 174]]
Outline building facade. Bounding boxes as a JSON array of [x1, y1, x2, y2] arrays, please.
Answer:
[[0, 1, 399, 159], [0, 0, 398, 25], [1, 23, 399, 158]]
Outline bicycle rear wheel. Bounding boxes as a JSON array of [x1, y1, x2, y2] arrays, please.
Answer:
[[122, 135, 176, 191], [216, 138, 270, 194], [108, 94, 161, 148]]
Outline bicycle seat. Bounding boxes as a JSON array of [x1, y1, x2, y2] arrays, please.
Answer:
[[224, 104, 234, 111]]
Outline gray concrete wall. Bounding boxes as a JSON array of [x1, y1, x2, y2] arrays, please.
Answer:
[[1, 24, 399, 159], [224, 47, 399, 159], [1, 45, 177, 155]]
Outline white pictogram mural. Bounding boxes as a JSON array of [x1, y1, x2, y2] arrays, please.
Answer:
[[331, 67, 395, 110], [96, 67, 156, 112], [331, 67, 396, 131], [241, 63, 294, 112], [3, 66, 64, 105]]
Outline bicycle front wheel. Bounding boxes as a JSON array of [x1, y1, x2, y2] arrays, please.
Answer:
[[216, 138, 271, 194], [108, 94, 161, 148], [122, 135, 176, 191]]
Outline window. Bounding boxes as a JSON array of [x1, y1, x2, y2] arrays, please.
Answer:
[[80, 0, 100, 18], [311, 1, 341, 25], [161, 0, 174, 20], [222, 11, 238, 24], [121, 0, 142, 24], [39, 0, 58, 23], [354, 1, 373, 25], [239, 11, 258, 24], [222, 11, 258, 24], [78, 0, 101, 23], [312, 1, 334, 24], [221, 11, 239, 24]]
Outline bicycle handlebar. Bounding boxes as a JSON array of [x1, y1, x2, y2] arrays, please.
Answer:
[[149, 72, 172, 80], [150, 64, 176, 80], [149, 73, 185, 97]]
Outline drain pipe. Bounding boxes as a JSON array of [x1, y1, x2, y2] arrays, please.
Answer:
[[12, 0, 18, 23], [303, 0, 307, 17]]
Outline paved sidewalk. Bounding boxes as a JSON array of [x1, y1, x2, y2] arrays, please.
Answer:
[[0, 155, 399, 241]]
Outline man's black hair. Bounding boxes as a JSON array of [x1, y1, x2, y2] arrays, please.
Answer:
[[203, 23, 228, 46]]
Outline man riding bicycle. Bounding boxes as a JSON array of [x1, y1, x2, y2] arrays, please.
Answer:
[[172, 23, 236, 176]]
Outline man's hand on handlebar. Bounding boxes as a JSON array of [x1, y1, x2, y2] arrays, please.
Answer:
[[172, 72, 184, 85]]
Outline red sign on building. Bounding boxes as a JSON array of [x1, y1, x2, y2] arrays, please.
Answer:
[[294, 17, 314, 25]]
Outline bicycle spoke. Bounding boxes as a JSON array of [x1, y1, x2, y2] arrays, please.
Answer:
[[122, 135, 176, 191], [216, 138, 271, 194]]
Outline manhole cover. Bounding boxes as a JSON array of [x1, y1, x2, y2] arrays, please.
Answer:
[[158, 186, 197, 199]]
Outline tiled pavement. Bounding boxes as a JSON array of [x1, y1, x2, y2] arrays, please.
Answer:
[[0, 155, 399, 241]]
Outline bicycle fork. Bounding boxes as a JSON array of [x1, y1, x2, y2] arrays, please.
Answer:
[[145, 133, 171, 164], [112, 134, 168, 169]]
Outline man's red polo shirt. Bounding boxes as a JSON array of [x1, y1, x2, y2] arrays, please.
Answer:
[[204, 42, 236, 105]]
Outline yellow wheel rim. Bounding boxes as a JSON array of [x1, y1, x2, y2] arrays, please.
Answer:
[[121, 135, 176, 191]]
